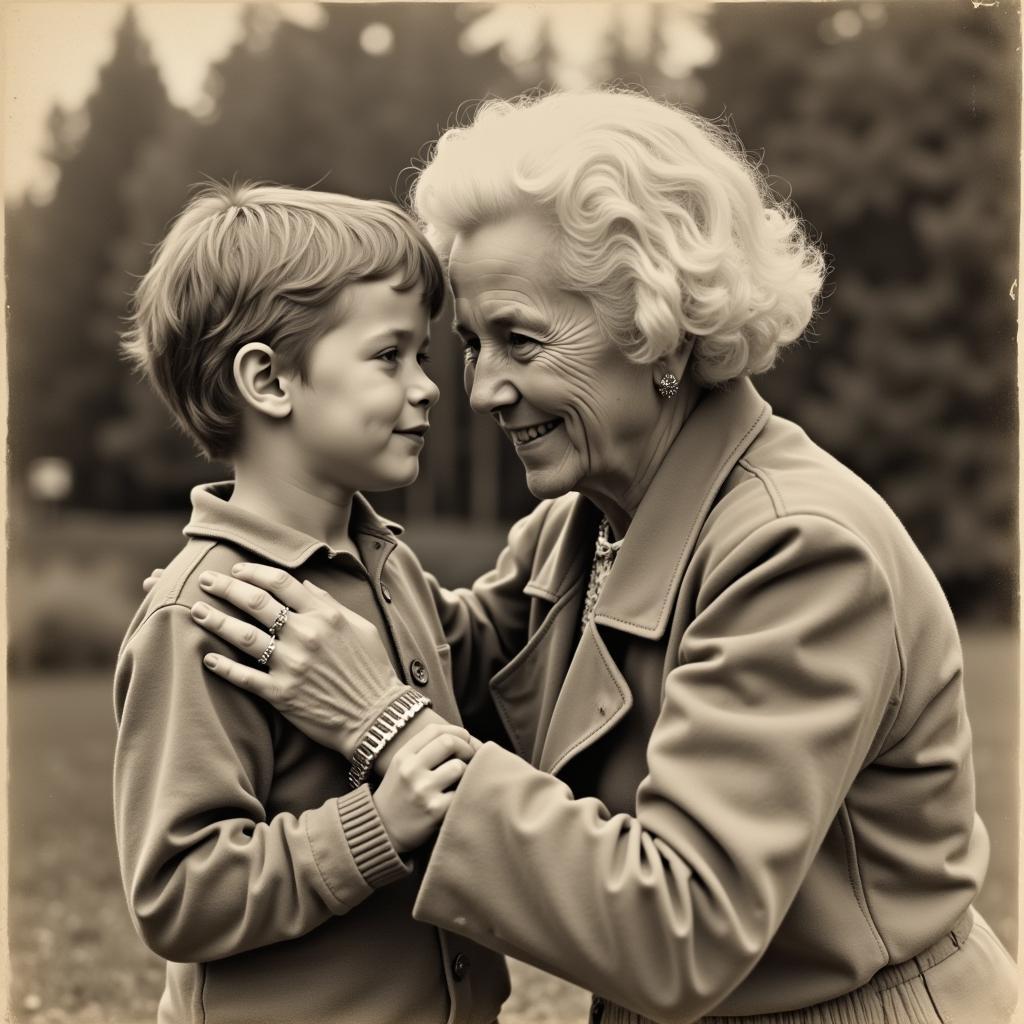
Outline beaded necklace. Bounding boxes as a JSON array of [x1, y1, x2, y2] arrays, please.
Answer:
[[581, 517, 625, 630]]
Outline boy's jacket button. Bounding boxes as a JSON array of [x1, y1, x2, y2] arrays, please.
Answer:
[[451, 953, 469, 981], [380, 582, 393, 603], [409, 659, 429, 686]]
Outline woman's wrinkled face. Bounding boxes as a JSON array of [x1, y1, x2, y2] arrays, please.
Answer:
[[449, 211, 659, 501]]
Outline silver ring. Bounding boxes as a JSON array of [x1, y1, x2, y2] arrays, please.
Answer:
[[257, 635, 276, 667], [268, 606, 290, 638]]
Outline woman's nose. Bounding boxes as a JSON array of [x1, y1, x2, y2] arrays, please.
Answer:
[[466, 352, 518, 415]]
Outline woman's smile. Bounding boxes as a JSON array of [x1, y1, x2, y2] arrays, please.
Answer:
[[505, 418, 563, 448]]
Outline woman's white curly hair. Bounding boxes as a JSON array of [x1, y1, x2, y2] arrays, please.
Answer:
[[410, 89, 826, 384]]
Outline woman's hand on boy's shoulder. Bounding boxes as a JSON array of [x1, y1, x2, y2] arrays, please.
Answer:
[[186, 563, 416, 757]]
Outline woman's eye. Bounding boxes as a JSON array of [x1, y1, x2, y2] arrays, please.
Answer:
[[461, 338, 480, 364], [376, 348, 399, 364], [509, 332, 541, 353]]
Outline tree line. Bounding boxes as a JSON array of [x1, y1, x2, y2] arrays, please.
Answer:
[[6, 1, 1019, 620]]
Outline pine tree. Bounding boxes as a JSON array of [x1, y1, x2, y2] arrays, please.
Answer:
[[8, 8, 173, 504], [698, 1, 1020, 620]]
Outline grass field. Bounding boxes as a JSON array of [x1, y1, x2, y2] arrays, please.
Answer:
[[7, 629, 1018, 1024]]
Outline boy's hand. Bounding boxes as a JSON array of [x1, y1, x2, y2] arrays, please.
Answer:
[[372, 723, 476, 852], [373, 711, 480, 776]]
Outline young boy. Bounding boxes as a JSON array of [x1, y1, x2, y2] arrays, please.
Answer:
[[114, 183, 509, 1024]]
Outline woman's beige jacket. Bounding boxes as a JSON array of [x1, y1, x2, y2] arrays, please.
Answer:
[[413, 378, 993, 1022]]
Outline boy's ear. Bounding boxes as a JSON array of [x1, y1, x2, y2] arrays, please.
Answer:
[[233, 343, 292, 419]]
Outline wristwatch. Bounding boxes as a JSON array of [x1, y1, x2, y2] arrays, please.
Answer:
[[347, 689, 432, 789]]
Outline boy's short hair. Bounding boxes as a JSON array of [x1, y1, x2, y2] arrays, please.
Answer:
[[122, 182, 446, 459]]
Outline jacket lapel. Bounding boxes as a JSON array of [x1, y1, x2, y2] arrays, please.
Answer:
[[488, 577, 586, 763], [537, 621, 633, 774], [487, 499, 598, 763], [536, 379, 772, 777]]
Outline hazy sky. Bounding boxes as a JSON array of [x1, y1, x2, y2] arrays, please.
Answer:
[[3, 2, 321, 202]]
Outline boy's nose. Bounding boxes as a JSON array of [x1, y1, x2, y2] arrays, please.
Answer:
[[411, 370, 440, 408]]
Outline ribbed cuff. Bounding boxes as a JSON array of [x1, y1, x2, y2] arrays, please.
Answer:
[[337, 785, 410, 889]]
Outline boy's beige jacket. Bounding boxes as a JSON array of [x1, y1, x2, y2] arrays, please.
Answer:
[[114, 491, 509, 1024], [415, 378, 996, 1022]]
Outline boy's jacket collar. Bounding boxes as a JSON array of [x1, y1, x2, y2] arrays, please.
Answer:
[[525, 377, 772, 640], [184, 482, 404, 569]]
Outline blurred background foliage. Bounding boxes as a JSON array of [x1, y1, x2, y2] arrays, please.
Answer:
[[5, 0, 1020, 650], [5, 5, 1020, 1021]]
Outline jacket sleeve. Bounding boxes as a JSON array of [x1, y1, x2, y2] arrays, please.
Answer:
[[426, 501, 553, 732], [413, 514, 902, 1022], [113, 604, 408, 964]]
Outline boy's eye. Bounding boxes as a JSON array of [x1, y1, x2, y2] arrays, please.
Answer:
[[417, 352, 432, 367], [376, 348, 399, 363]]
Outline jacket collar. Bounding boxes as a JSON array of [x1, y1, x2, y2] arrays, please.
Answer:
[[183, 481, 404, 569], [526, 377, 771, 638]]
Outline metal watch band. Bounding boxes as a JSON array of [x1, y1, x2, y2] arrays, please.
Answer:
[[347, 689, 432, 789]]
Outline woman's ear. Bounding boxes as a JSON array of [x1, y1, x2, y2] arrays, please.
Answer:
[[233, 343, 292, 419], [651, 335, 695, 390]]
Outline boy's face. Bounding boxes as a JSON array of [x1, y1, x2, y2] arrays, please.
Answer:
[[285, 274, 439, 494]]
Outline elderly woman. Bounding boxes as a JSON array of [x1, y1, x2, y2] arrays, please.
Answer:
[[185, 91, 1018, 1023]]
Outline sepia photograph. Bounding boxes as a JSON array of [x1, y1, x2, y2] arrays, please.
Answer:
[[4, 2, 1021, 1023]]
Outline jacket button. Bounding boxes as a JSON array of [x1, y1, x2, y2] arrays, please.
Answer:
[[590, 997, 605, 1024], [451, 953, 469, 981], [409, 659, 429, 686], [380, 582, 392, 603]]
